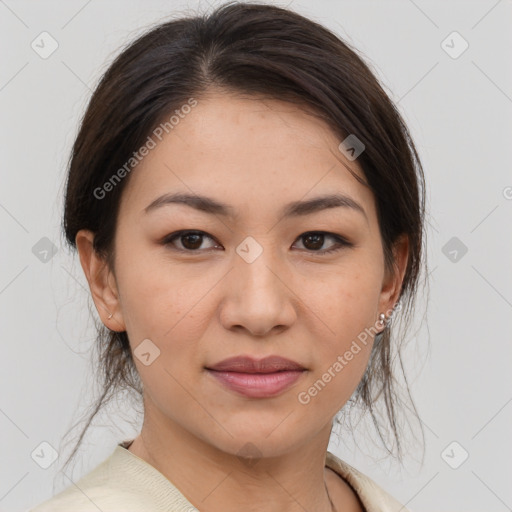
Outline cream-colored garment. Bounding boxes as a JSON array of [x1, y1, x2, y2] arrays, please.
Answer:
[[29, 441, 408, 512]]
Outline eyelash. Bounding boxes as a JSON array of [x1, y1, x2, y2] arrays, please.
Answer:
[[161, 230, 353, 255]]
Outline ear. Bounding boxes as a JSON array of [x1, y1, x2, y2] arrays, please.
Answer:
[[378, 234, 409, 321], [75, 229, 126, 332]]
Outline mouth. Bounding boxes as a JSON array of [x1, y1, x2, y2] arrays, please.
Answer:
[[205, 355, 307, 398], [206, 355, 306, 373]]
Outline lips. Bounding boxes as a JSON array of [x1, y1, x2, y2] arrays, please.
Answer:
[[205, 355, 307, 398], [206, 355, 306, 373]]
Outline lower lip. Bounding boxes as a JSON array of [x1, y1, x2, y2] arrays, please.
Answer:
[[207, 369, 305, 398]]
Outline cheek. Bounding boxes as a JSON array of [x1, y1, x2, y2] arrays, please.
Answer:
[[121, 266, 211, 412], [297, 315, 374, 415], [115, 244, 213, 339], [308, 267, 381, 340], [296, 270, 378, 409]]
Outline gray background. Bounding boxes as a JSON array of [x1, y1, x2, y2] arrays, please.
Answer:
[[1, 0, 511, 510]]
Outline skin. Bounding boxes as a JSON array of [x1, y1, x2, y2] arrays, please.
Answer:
[[76, 90, 408, 512]]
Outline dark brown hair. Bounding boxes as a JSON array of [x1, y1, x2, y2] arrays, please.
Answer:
[[60, 0, 428, 471]]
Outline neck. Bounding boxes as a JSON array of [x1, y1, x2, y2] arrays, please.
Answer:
[[128, 411, 338, 512]]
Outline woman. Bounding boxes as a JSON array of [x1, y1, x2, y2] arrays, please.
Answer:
[[30, 1, 426, 510]]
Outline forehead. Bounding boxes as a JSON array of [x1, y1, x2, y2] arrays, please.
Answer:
[[119, 93, 375, 223]]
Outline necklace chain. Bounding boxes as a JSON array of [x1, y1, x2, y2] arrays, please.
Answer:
[[325, 480, 336, 512]]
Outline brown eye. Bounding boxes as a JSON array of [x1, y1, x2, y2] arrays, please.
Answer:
[[163, 230, 220, 252], [294, 231, 352, 254], [180, 232, 203, 250], [162, 230, 352, 255], [302, 233, 325, 250]]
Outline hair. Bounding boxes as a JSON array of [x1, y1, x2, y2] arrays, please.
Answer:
[[60, 0, 428, 473]]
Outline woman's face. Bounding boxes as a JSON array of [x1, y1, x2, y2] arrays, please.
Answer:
[[80, 92, 406, 459]]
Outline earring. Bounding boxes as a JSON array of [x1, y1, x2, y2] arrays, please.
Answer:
[[107, 313, 113, 319], [377, 313, 386, 328]]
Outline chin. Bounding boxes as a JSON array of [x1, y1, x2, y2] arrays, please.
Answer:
[[191, 416, 313, 461]]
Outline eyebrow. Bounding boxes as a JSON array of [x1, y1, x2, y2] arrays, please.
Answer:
[[144, 192, 367, 220]]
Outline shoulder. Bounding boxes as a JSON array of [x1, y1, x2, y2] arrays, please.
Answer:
[[29, 452, 126, 512], [28, 445, 172, 512], [325, 451, 409, 512]]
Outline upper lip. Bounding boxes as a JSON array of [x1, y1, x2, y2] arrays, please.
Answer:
[[206, 355, 306, 373]]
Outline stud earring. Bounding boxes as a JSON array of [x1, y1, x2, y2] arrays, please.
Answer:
[[107, 313, 113, 319], [377, 312, 386, 328]]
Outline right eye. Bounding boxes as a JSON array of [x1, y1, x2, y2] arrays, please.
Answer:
[[162, 230, 222, 252]]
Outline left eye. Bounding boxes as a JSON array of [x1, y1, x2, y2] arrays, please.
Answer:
[[293, 232, 352, 254], [162, 230, 351, 254]]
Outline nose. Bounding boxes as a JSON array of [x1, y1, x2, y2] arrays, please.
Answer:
[[219, 247, 297, 337]]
